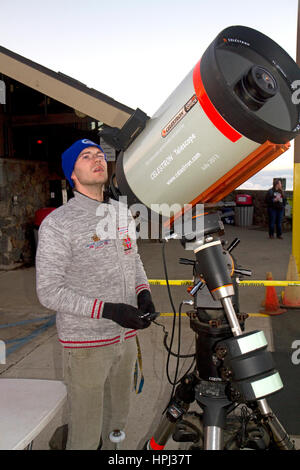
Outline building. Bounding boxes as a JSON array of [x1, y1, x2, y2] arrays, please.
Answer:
[[0, 45, 147, 268]]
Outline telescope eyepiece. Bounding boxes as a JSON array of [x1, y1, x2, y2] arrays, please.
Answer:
[[235, 65, 278, 111]]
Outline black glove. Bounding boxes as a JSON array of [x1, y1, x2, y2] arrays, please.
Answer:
[[102, 302, 151, 330], [137, 289, 155, 314]]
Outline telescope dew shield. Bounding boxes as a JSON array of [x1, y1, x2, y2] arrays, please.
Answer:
[[116, 25, 300, 218]]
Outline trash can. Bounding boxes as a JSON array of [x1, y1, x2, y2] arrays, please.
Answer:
[[234, 194, 254, 226], [34, 207, 56, 250]]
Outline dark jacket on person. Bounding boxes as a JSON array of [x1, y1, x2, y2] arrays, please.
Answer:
[[265, 186, 286, 210]]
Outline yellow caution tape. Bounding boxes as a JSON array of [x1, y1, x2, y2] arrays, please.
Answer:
[[148, 279, 193, 286], [237, 280, 300, 287]]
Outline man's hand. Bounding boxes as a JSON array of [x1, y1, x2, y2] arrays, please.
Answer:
[[137, 290, 155, 314], [102, 302, 151, 329]]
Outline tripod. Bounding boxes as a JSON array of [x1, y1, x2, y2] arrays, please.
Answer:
[[145, 214, 295, 451]]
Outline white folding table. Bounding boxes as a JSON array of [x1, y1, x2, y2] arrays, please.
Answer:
[[0, 378, 67, 450]]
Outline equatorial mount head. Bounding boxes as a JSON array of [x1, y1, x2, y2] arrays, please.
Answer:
[[165, 208, 227, 252]]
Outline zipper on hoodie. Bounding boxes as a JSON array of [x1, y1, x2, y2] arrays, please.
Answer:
[[111, 207, 127, 343]]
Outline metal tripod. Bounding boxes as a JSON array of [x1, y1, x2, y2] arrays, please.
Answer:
[[145, 217, 295, 451]]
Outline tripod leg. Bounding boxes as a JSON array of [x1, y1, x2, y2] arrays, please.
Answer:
[[204, 426, 223, 450], [145, 415, 177, 450], [144, 374, 196, 450], [196, 388, 232, 450], [256, 399, 295, 450], [144, 366, 202, 450]]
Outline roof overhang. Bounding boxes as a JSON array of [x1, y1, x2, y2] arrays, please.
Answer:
[[0, 45, 138, 128]]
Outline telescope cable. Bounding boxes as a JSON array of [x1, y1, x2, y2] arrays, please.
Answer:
[[161, 241, 195, 355], [162, 240, 177, 314], [169, 301, 183, 402], [162, 240, 178, 388], [161, 241, 196, 411]]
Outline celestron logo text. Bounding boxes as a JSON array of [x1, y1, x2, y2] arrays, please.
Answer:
[[161, 94, 198, 138], [223, 37, 250, 47]]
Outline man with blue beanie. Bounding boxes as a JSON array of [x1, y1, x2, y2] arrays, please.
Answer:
[[36, 138, 155, 449], [61, 139, 107, 192]]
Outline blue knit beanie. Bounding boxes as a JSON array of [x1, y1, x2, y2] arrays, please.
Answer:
[[61, 139, 106, 188]]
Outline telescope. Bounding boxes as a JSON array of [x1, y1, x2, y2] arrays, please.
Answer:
[[100, 25, 300, 450], [101, 25, 299, 219]]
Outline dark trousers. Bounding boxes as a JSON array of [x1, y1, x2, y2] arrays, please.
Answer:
[[268, 207, 284, 237]]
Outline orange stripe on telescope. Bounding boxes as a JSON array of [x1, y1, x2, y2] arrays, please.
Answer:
[[193, 60, 242, 143], [149, 437, 165, 450], [210, 284, 233, 293]]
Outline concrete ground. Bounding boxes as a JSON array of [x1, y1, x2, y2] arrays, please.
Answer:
[[0, 224, 299, 450]]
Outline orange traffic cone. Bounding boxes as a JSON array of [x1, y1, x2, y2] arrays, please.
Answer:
[[260, 272, 287, 316], [281, 254, 300, 308]]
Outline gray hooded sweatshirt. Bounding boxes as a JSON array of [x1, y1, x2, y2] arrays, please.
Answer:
[[35, 191, 150, 348]]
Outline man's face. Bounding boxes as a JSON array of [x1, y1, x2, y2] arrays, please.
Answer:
[[71, 146, 108, 188]]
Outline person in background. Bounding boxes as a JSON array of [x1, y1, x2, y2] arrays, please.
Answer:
[[35, 139, 155, 450], [265, 178, 286, 239]]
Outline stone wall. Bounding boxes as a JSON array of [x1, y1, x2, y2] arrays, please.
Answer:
[[0, 158, 50, 268]]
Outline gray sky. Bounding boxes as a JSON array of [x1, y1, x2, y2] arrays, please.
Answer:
[[0, 0, 299, 188]]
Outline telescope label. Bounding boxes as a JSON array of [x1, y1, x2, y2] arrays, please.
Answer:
[[223, 37, 250, 47], [166, 152, 201, 186], [150, 134, 197, 181], [201, 153, 220, 171], [150, 154, 174, 180], [161, 94, 197, 138], [173, 133, 196, 156], [145, 123, 184, 167]]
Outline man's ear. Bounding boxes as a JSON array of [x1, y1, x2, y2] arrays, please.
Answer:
[[71, 170, 77, 188]]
